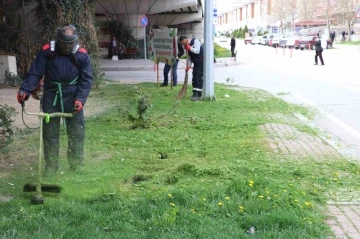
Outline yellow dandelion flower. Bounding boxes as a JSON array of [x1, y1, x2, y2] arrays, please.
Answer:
[[202, 198, 206, 202], [282, 190, 287, 192], [239, 206, 244, 210], [294, 199, 299, 203], [335, 172, 339, 177], [225, 196, 230, 200], [170, 202, 175, 207], [218, 202, 223, 206], [258, 195, 264, 199], [248, 180, 254, 185], [168, 194, 172, 197], [289, 184, 293, 186], [249, 184, 254, 187], [304, 202, 312, 207]]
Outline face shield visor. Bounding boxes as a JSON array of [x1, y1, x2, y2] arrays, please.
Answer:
[[56, 25, 79, 55]]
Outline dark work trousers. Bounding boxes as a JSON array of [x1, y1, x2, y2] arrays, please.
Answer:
[[231, 46, 235, 57], [42, 91, 85, 171], [192, 61, 204, 93], [163, 60, 179, 86], [315, 50, 324, 65]]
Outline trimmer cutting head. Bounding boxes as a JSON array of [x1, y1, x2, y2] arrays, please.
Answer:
[[23, 183, 62, 193]]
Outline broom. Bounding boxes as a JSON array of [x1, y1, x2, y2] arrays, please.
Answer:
[[176, 52, 189, 99]]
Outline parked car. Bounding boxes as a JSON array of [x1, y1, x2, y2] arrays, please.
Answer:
[[278, 35, 292, 48], [244, 37, 253, 45], [296, 36, 316, 50], [219, 36, 227, 42], [263, 34, 276, 46], [285, 36, 301, 48], [260, 35, 269, 45], [251, 36, 262, 45], [271, 35, 288, 48]]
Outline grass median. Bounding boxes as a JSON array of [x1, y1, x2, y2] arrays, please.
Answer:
[[1, 82, 360, 238]]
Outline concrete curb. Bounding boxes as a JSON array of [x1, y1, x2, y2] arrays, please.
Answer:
[[293, 113, 357, 161], [100, 59, 242, 71]]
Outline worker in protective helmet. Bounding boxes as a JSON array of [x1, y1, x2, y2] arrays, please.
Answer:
[[17, 24, 93, 175]]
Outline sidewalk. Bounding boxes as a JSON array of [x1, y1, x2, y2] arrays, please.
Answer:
[[259, 103, 360, 239], [99, 57, 241, 71]]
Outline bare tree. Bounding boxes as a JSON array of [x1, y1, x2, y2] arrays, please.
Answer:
[[299, 0, 318, 30], [287, 0, 298, 31], [319, 0, 338, 38], [337, 0, 360, 41], [271, 0, 288, 34]]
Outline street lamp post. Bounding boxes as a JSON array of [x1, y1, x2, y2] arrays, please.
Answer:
[[203, 0, 216, 101]]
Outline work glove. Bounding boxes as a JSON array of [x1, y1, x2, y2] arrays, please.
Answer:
[[73, 100, 83, 115], [185, 44, 191, 51], [185, 66, 191, 73], [17, 90, 29, 105]]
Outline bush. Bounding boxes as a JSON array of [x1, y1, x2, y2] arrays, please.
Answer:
[[3, 69, 22, 87], [214, 42, 231, 57], [126, 88, 152, 128], [0, 104, 16, 149]]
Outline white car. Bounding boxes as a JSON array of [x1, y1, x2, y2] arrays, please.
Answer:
[[270, 35, 284, 47], [285, 36, 300, 48], [219, 36, 227, 42], [259, 35, 269, 45], [251, 36, 262, 44]]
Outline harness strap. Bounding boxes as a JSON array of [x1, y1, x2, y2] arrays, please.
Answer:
[[51, 76, 79, 112]]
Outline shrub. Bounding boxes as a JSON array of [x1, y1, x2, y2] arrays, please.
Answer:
[[0, 104, 16, 149], [4, 69, 22, 87]]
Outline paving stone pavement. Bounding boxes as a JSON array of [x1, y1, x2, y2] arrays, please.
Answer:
[[259, 122, 360, 239]]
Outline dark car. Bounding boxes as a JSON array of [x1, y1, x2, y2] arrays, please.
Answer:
[[295, 36, 316, 50]]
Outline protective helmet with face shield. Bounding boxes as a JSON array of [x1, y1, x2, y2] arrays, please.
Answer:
[[56, 24, 79, 55]]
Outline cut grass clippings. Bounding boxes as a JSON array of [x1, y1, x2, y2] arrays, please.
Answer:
[[1, 83, 360, 239]]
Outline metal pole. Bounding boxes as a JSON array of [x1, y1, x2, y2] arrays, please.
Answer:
[[203, 0, 215, 100], [144, 27, 147, 66]]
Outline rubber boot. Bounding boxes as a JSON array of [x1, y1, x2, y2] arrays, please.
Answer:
[[191, 91, 201, 101]]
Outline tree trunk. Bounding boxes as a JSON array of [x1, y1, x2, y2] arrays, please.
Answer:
[[348, 18, 351, 42]]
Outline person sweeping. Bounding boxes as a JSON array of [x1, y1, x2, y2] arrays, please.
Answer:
[[180, 36, 204, 101], [17, 24, 93, 175]]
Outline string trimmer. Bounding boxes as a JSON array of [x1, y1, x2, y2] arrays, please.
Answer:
[[22, 103, 73, 204]]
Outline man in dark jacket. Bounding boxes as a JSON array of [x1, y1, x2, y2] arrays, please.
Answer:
[[17, 24, 93, 175], [314, 37, 324, 66], [161, 38, 185, 87], [230, 35, 236, 57], [180, 35, 203, 101]]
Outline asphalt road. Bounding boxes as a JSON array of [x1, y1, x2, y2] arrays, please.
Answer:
[[104, 38, 360, 159]]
